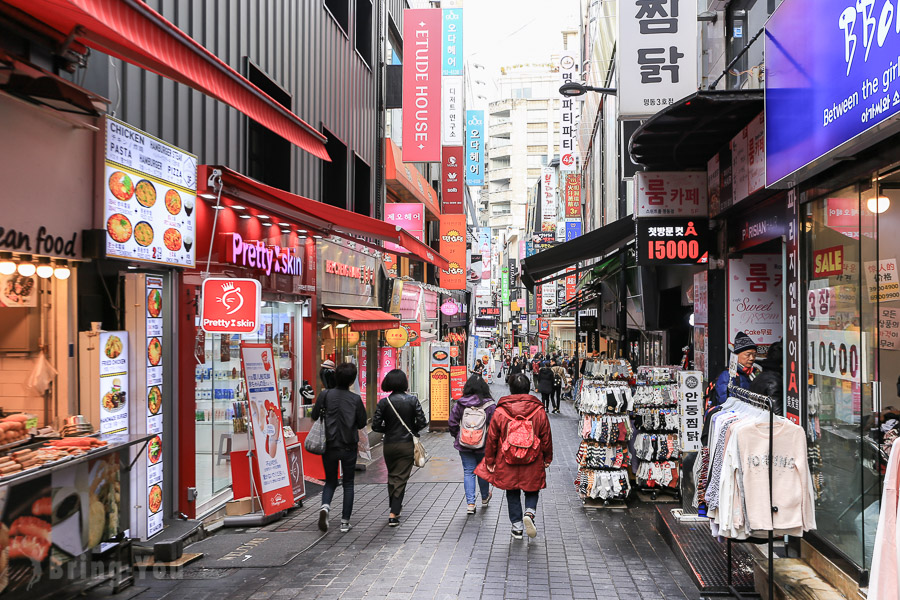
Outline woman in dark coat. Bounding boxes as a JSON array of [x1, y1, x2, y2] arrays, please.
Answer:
[[535, 361, 555, 412]]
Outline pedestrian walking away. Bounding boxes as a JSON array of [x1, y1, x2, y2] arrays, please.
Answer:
[[448, 375, 496, 514], [311, 362, 367, 533], [476, 373, 553, 539], [535, 361, 555, 413], [372, 369, 428, 526], [550, 358, 568, 414]]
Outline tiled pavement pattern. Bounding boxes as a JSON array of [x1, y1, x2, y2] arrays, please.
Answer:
[[90, 382, 700, 599]]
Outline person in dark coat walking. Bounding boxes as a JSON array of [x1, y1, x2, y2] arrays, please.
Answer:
[[535, 361, 555, 412], [509, 357, 524, 378], [311, 362, 367, 533], [475, 374, 553, 539], [448, 375, 496, 514], [372, 369, 428, 526]]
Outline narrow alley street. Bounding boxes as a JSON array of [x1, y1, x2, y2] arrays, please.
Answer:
[[98, 381, 698, 600]]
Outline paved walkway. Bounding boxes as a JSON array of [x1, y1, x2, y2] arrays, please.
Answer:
[[89, 382, 699, 599]]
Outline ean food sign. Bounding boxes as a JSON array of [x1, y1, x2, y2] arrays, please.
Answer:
[[201, 278, 261, 334]]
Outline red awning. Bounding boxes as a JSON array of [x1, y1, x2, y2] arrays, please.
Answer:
[[200, 165, 450, 269], [325, 308, 400, 332], [6, 0, 329, 161], [385, 139, 441, 220]]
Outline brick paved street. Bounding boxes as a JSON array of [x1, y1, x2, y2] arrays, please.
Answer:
[[90, 382, 699, 599]]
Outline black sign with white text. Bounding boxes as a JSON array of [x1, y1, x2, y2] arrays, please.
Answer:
[[636, 219, 708, 266]]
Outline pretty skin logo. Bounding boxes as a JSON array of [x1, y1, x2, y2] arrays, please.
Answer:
[[219, 282, 244, 315]]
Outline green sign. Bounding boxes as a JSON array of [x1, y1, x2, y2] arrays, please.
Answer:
[[501, 267, 509, 305]]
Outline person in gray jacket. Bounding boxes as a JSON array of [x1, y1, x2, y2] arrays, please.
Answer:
[[372, 369, 427, 526]]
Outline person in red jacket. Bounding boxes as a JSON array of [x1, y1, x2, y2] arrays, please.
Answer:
[[476, 373, 553, 540]]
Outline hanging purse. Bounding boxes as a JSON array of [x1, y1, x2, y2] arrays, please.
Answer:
[[304, 391, 328, 455], [386, 394, 428, 468]]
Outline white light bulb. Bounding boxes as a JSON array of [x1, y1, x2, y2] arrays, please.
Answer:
[[17, 262, 35, 277], [0, 261, 15, 275], [53, 266, 71, 280], [36, 265, 54, 279]]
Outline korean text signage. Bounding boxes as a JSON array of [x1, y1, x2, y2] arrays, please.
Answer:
[[384, 203, 425, 253], [439, 214, 466, 290], [565, 267, 577, 304], [558, 52, 579, 171], [765, 0, 900, 186], [677, 371, 702, 452], [430, 343, 451, 422], [442, 77, 464, 146], [637, 219, 708, 265], [881, 307, 900, 350], [103, 116, 197, 266], [728, 255, 783, 350], [145, 276, 164, 536], [565, 221, 582, 241], [441, 147, 464, 214], [784, 188, 801, 424], [618, 0, 698, 118], [201, 278, 262, 334], [465, 111, 484, 185], [501, 266, 510, 306], [564, 174, 582, 218], [450, 365, 467, 400], [402, 9, 441, 162], [541, 167, 558, 224], [98, 331, 129, 434], [864, 259, 900, 303], [634, 172, 707, 217], [240, 344, 294, 515], [442, 9, 463, 76]]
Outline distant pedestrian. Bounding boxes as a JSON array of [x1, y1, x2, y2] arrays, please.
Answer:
[[535, 361, 555, 412], [312, 362, 367, 533], [448, 375, 496, 514], [550, 359, 568, 414], [475, 373, 553, 540], [472, 358, 484, 378], [509, 357, 524, 379], [372, 369, 428, 527]]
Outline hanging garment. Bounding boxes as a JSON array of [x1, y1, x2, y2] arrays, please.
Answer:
[[869, 438, 900, 600]]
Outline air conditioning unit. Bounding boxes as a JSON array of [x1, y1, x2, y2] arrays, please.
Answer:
[[708, 0, 730, 10]]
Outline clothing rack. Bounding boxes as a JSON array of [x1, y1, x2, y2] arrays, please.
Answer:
[[725, 384, 775, 600], [631, 373, 682, 500]]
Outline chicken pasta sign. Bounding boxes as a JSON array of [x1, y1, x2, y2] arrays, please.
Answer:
[[201, 278, 261, 334]]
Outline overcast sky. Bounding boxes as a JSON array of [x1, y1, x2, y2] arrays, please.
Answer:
[[463, 0, 580, 100]]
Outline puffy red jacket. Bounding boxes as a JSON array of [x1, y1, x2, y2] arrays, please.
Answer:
[[476, 394, 553, 492]]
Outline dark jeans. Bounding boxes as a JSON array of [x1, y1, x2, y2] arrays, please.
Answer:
[[383, 441, 414, 515], [552, 386, 562, 411], [321, 447, 357, 520], [506, 489, 539, 529], [540, 393, 551, 411]]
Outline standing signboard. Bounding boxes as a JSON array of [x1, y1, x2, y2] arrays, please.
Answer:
[[103, 116, 197, 267], [677, 371, 702, 452], [634, 172, 707, 218], [618, 0, 698, 118], [441, 147, 464, 213], [240, 343, 294, 515], [201, 278, 262, 334], [465, 111, 484, 186], [430, 343, 451, 423], [402, 8, 441, 162], [728, 255, 783, 354], [558, 52, 579, 171], [144, 275, 164, 537], [450, 365, 466, 400], [439, 214, 467, 290], [98, 331, 129, 434]]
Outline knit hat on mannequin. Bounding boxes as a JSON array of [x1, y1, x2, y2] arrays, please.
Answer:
[[732, 332, 758, 354]]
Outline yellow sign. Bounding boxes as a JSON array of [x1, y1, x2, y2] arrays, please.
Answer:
[[384, 327, 409, 348], [511, 300, 519, 312], [430, 367, 450, 421], [346, 331, 360, 346]]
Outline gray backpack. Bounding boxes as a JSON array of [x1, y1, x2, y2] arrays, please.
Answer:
[[458, 400, 494, 450]]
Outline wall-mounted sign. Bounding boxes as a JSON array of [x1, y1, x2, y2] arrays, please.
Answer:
[[501, 267, 510, 306], [440, 299, 459, 316], [465, 111, 484, 186], [98, 331, 129, 434], [677, 371, 702, 452], [439, 214, 466, 290], [564, 174, 582, 218], [731, 198, 784, 252], [384, 327, 410, 348], [402, 8, 441, 162], [201, 278, 262, 334], [541, 167, 558, 225], [103, 117, 197, 267], [558, 52, 579, 171], [441, 146, 464, 213], [812, 246, 844, 278], [384, 203, 425, 254], [226, 233, 302, 276], [634, 172, 708, 218], [618, 0, 698, 118], [478, 307, 500, 317], [441, 77, 464, 147], [637, 219, 708, 265], [324, 260, 375, 284], [402, 321, 421, 347], [728, 255, 783, 351]]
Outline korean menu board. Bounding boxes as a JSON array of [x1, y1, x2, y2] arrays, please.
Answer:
[[145, 276, 164, 537], [98, 331, 129, 434], [103, 116, 197, 267]]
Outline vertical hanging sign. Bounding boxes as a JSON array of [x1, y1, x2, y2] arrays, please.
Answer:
[[564, 174, 582, 218], [784, 187, 801, 425], [442, 8, 463, 76], [465, 111, 484, 186], [439, 214, 467, 289], [558, 52, 579, 171], [441, 78, 464, 146], [402, 8, 441, 162], [145, 276, 164, 537], [441, 146, 464, 213], [501, 266, 510, 306], [541, 167, 558, 226]]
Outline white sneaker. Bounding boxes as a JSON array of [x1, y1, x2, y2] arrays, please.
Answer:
[[523, 513, 537, 538], [340, 520, 352, 533], [318, 506, 330, 532]]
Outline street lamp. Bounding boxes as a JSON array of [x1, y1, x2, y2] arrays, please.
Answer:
[[559, 81, 617, 97]]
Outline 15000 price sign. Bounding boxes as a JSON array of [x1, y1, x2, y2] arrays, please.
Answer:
[[636, 219, 708, 266]]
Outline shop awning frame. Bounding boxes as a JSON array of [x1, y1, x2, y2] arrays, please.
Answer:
[[324, 308, 400, 332], [5, 0, 330, 161], [521, 216, 635, 291], [200, 165, 450, 269]]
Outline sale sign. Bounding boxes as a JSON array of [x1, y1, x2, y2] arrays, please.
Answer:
[[201, 278, 261, 334], [240, 343, 293, 515], [403, 9, 441, 162], [813, 246, 844, 278], [439, 214, 466, 289]]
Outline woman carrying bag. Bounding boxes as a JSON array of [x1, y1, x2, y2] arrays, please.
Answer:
[[372, 369, 428, 526]]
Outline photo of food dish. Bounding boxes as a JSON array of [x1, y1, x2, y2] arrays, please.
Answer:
[[134, 179, 156, 208], [147, 436, 161, 464], [432, 350, 448, 361], [1, 475, 52, 593], [148, 484, 162, 513], [134, 221, 154, 247], [104, 335, 123, 359], [102, 379, 126, 412], [164, 189, 182, 215], [148, 386, 161, 415], [0, 275, 35, 307], [147, 338, 162, 366], [106, 213, 133, 244], [163, 228, 182, 252], [147, 288, 162, 318], [108, 171, 134, 201]]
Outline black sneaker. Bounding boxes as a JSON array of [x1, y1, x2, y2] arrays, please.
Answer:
[[318, 506, 329, 532], [388, 517, 400, 527], [511, 528, 524, 540]]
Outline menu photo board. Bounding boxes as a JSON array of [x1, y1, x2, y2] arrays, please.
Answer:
[[98, 331, 129, 434], [145, 275, 164, 537], [430, 343, 451, 422], [103, 116, 197, 267]]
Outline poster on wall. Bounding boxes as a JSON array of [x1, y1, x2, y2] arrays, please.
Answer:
[[880, 307, 900, 351], [0, 273, 38, 307], [98, 331, 129, 434], [864, 259, 900, 303], [240, 343, 293, 515], [728, 255, 783, 353], [103, 116, 197, 267]]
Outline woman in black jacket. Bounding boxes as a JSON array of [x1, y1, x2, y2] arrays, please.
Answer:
[[311, 362, 367, 533], [372, 369, 428, 526], [535, 361, 555, 412]]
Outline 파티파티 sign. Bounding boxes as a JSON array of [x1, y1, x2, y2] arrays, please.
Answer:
[[103, 117, 197, 267], [201, 278, 261, 334]]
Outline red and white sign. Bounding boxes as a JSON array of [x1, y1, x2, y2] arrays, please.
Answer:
[[240, 343, 293, 516], [728, 255, 783, 350], [226, 233, 303, 277], [558, 51, 579, 172], [201, 277, 261, 334], [565, 267, 577, 304], [402, 8, 442, 162], [384, 203, 425, 253], [634, 172, 708, 218], [564, 174, 581, 218], [541, 167, 557, 224], [441, 146, 464, 214]]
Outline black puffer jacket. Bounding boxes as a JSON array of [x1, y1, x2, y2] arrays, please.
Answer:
[[372, 392, 428, 444], [311, 388, 367, 452]]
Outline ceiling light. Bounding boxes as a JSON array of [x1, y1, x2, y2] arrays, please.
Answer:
[[281, 229, 291, 234], [0, 252, 15, 276], [16, 255, 35, 277], [198, 192, 217, 200], [211, 205, 226, 210], [312, 234, 323, 239], [867, 195, 891, 214], [278, 222, 291, 227], [297, 229, 308, 235], [36, 257, 53, 279], [230, 204, 246, 210], [239, 214, 253, 219], [258, 214, 270, 220], [336, 323, 348, 329], [53, 260, 71, 280]]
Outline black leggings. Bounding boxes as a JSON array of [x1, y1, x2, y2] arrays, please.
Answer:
[[540, 393, 551, 411], [551, 387, 561, 411]]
